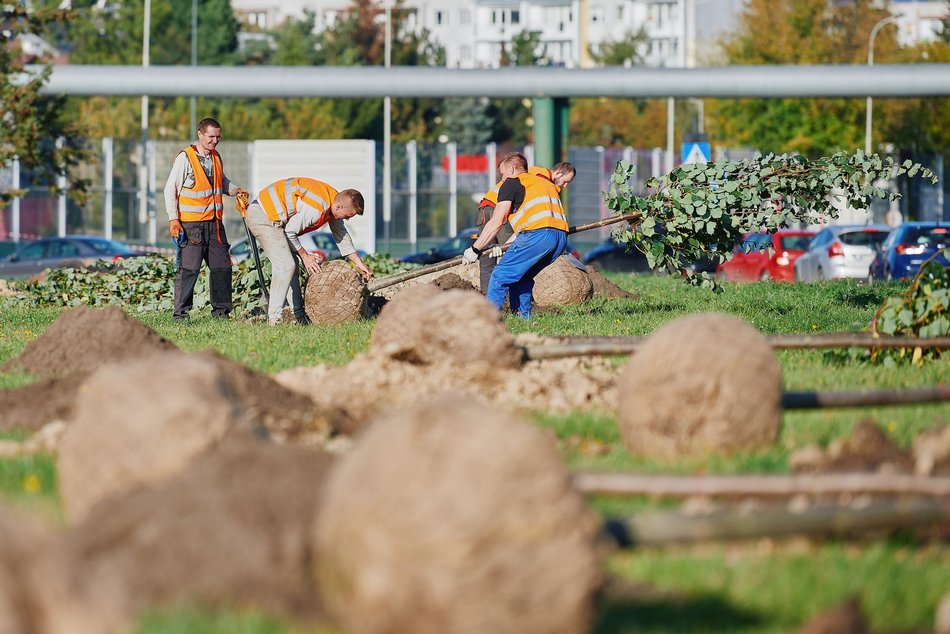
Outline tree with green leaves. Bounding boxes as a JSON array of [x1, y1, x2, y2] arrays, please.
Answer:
[[439, 98, 494, 149], [589, 29, 647, 67], [604, 151, 936, 290], [1, 4, 90, 208]]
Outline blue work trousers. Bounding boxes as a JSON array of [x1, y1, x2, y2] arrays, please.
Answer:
[[486, 228, 567, 319]]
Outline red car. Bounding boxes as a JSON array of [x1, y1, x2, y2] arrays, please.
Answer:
[[717, 230, 814, 282]]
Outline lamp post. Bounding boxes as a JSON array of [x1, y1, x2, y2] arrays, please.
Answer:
[[865, 14, 901, 155], [383, 1, 392, 254], [190, 0, 197, 134]]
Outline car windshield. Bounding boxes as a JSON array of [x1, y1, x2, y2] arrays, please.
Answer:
[[776, 234, 811, 251], [310, 233, 337, 250], [736, 233, 771, 253], [903, 227, 950, 245], [840, 230, 888, 248], [84, 238, 132, 254]]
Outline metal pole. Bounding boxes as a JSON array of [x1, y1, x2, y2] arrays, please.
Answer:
[[407, 140, 417, 251], [103, 137, 113, 240], [383, 2, 392, 254], [11, 157, 19, 243], [190, 0, 197, 134], [865, 15, 901, 155], [147, 139, 157, 245], [486, 141, 497, 189], [139, 0, 151, 241], [666, 96, 674, 172], [56, 136, 66, 237], [448, 141, 457, 236]]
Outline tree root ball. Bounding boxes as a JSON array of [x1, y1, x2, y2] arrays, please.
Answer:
[[617, 313, 782, 460], [305, 260, 367, 325], [312, 394, 602, 634], [371, 286, 522, 368], [57, 351, 242, 524], [533, 256, 594, 307]]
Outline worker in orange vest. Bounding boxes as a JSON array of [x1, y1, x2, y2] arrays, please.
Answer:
[[243, 177, 371, 325], [463, 152, 570, 318], [474, 159, 575, 294], [164, 117, 248, 321]]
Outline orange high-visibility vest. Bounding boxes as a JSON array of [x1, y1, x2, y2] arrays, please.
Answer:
[[257, 177, 338, 232], [176, 146, 224, 221], [479, 166, 556, 208], [507, 172, 569, 233]]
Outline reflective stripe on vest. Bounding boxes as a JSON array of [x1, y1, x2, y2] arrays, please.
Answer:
[[480, 166, 556, 208], [507, 172, 569, 233], [177, 146, 224, 221], [257, 177, 337, 231]]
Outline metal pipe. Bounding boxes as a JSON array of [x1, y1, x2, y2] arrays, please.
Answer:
[[23, 64, 950, 98], [782, 387, 950, 410]]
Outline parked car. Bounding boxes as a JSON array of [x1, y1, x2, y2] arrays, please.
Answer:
[[717, 230, 814, 282], [794, 225, 890, 282], [230, 231, 365, 265], [0, 235, 143, 279], [401, 226, 580, 266], [868, 222, 950, 282], [584, 232, 720, 275]]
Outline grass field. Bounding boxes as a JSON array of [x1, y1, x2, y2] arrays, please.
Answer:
[[1, 274, 948, 633]]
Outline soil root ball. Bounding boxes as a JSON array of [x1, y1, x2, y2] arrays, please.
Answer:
[[65, 438, 334, 619], [0, 506, 124, 634], [617, 313, 782, 461], [371, 286, 522, 368], [313, 393, 603, 634], [58, 351, 244, 524], [532, 256, 594, 308], [2, 305, 176, 379], [305, 260, 367, 325]]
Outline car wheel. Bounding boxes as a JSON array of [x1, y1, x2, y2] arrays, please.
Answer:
[[816, 267, 824, 281]]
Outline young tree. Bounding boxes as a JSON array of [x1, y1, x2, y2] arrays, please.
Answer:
[[589, 28, 647, 67], [1, 5, 90, 207], [439, 98, 494, 148]]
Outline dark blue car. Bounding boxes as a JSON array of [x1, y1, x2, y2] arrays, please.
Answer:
[[868, 222, 950, 282]]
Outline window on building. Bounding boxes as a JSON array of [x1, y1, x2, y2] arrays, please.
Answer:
[[461, 45, 472, 60], [460, 8, 471, 24], [247, 11, 267, 29], [511, 9, 520, 24], [324, 10, 337, 27], [492, 8, 507, 24], [616, 4, 623, 21], [591, 6, 603, 22], [435, 9, 447, 25]]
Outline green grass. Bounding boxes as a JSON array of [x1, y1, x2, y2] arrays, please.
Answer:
[[1, 274, 949, 633]]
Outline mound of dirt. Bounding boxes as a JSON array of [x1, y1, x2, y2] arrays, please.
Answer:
[[305, 260, 367, 325], [798, 599, 867, 634], [2, 306, 177, 379], [313, 394, 603, 634], [58, 351, 247, 523], [0, 506, 124, 634], [587, 264, 639, 300], [533, 256, 594, 308], [0, 279, 15, 297], [617, 313, 783, 461], [913, 424, 950, 476], [430, 272, 476, 292], [0, 373, 85, 431], [371, 286, 522, 368], [790, 420, 912, 474], [66, 437, 334, 619]]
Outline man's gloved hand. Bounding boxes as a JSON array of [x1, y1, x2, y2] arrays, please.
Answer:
[[486, 245, 503, 259], [169, 220, 183, 239], [462, 246, 480, 265]]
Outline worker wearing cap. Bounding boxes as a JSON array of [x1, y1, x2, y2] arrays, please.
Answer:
[[475, 161, 575, 294], [164, 117, 248, 322], [242, 177, 372, 325], [462, 152, 570, 319]]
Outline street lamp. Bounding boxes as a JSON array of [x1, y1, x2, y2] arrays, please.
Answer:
[[865, 14, 901, 155], [383, 1, 392, 253]]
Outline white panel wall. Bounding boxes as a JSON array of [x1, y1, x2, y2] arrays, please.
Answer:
[[250, 139, 376, 254]]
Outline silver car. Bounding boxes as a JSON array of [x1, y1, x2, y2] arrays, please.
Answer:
[[794, 224, 890, 282]]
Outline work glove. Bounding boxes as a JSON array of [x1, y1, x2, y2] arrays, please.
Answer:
[[462, 247, 480, 265], [486, 245, 503, 259]]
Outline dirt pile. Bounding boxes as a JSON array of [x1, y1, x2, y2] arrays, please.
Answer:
[[66, 437, 334, 619], [58, 351, 248, 523], [371, 286, 523, 368], [304, 260, 367, 325], [0, 373, 85, 431], [371, 262, 481, 301], [617, 313, 783, 461], [430, 272, 477, 291], [798, 599, 867, 634], [2, 306, 177, 379], [0, 506, 124, 634], [533, 256, 594, 308], [791, 420, 912, 474], [587, 264, 639, 300], [913, 424, 950, 476], [313, 394, 602, 634]]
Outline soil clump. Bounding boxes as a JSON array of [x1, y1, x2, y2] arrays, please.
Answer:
[[587, 263, 639, 299], [532, 256, 594, 308], [313, 394, 603, 634], [790, 420, 913, 474], [0, 373, 84, 431], [304, 260, 367, 325]]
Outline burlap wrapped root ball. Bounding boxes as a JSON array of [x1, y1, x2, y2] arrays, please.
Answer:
[[371, 285, 522, 368], [313, 394, 603, 634], [532, 255, 594, 308], [0, 507, 123, 634], [305, 260, 367, 325], [617, 313, 782, 460], [58, 351, 243, 524]]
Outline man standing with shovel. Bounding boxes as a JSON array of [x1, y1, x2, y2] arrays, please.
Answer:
[[241, 177, 372, 325]]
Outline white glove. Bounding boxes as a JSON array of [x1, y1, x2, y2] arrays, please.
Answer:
[[462, 247, 480, 265], [487, 245, 504, 259]]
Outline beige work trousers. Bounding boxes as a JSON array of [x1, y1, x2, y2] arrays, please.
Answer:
[[244, 202, 305, 324]]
